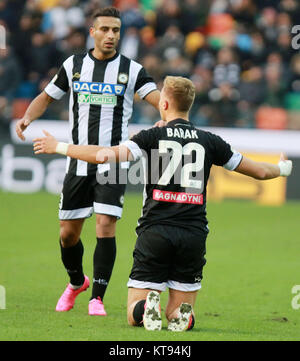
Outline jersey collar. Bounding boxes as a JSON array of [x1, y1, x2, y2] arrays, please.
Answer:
[[167, 118, 191, 127], [88, 49, 120, 63]]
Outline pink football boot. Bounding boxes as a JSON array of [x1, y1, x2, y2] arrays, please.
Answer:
[[56, 276, 90, 312], [88, 297, 107, 316]]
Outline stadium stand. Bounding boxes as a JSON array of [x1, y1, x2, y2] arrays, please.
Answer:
[[0, 0, 299, 131]]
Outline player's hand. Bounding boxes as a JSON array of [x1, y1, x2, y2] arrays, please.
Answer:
[[15, 117, 31, 141], [278, 152, 292, 176], [153, 120, 166, 128], [33, 130, 58, 154]]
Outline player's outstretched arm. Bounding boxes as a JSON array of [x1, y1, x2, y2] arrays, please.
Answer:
[[33, 131, 132, 164], [15, 91, 55, 141], [234, 153, 292, 179]]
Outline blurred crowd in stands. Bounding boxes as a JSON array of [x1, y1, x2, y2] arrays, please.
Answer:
[[0, 0, 300, 134]]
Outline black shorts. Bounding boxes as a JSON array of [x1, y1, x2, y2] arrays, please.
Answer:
[[59, 172, 126, 220], [127, 224, 207, 292]]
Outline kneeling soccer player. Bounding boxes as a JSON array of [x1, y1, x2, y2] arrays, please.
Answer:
[[33, 76, 292, 331]]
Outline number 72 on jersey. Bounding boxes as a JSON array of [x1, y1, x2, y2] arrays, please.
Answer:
[[157, 140, 205, 192]]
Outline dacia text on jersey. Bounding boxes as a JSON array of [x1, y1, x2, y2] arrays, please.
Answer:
[[73, 81, 125, 95]]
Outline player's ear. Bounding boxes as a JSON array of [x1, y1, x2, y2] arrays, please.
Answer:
[[89, 26, 95, 38], [163, 100, 168, 111]]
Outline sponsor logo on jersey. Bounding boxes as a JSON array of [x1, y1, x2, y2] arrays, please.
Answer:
[[73, 81, 125, 95], [153, 189, 203, 205], [77, 93, 117, 106]]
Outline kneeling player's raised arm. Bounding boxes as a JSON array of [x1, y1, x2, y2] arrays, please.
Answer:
[[234, 153, 292, 179]]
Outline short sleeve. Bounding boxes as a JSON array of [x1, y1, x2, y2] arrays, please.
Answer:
[[44, 63, 70, 100], [223, 151, 243, 171], [134, 67, 157, 99]]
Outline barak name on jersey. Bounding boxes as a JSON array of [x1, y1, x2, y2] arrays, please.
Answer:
[[166, 127, 199, 140]]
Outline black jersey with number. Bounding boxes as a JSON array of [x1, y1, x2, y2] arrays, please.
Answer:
[[124, 118, 242, 233], [44, 49, 157, 176]]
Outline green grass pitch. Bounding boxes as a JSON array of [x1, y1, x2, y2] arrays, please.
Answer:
[[0, 191, 299, 341]]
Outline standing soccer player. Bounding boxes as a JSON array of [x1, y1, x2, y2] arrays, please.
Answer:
[[16, 7, 160, 316], [33, 75, 292, 331]]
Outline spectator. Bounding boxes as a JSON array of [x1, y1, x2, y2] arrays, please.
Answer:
[[239, 65, 266, 106], [118, 0, 146, 34], [288, 54, 300, 93], [190, 65, 212, 126], [278, 0, 300, 23], [208, 82, 240, 127], [213, 47, 240, 87], [60, 27, 88, 57], [230, 0, 257, 27], [249, 30, 268, 65], [29, 32, 63, 77], [163, 54, 193, 78], [44, 0, 85, 41], [11, 13, 35, 79], [120, 27, 139, 60], [136, 25, 157, 60], [154, 0, 182, 37], [238, 65, 266, 127], [180, 0, 206, 34], [0, 0, 299, 128], [155, 25, 185, 61], [0, 47, 21, 101], [276, 31, 294, 65], [139, 53, 163, 84], [263, 63, 286, 107], [256, 7, 278, 46], [0, 0, 26, 32]]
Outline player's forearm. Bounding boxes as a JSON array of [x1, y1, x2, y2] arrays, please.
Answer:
[[235, 156, 292, 180], [66, 144, 102, 164], [63, 144, 131, 164], [24, 92, 54, 123], [236, 161, 280, 180], [255, 162, 280, 180], [35, 132, 131, 163]]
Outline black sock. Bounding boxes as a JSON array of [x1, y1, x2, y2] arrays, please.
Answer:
[[91, 237, 116, 300], [60, 239, 85, 286], [133, 300, 146, 325]]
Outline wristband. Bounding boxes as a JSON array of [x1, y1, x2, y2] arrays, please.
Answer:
[[56, 142, 69, 156], [278, 160, 292, 177]]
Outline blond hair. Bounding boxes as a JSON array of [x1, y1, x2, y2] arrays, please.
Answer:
[[163, 76, 195, 112]]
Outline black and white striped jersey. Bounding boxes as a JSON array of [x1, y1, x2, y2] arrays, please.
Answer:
[[44, 49, 157, 176]]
